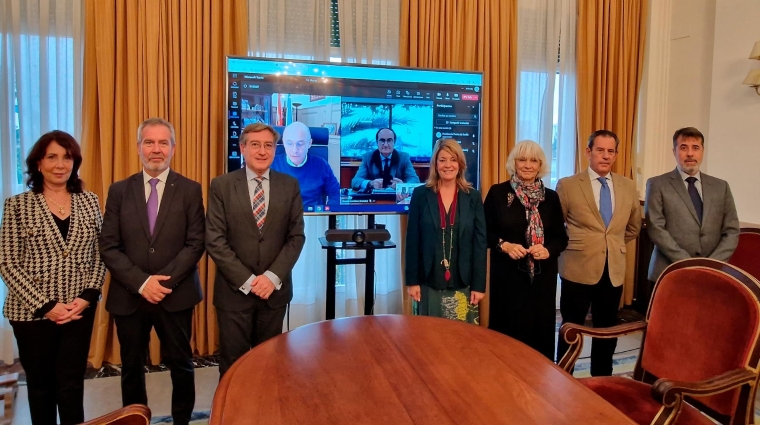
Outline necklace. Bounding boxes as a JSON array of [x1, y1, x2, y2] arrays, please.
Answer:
[[45, 193, 69, 215], [436, 188, 458, 282]]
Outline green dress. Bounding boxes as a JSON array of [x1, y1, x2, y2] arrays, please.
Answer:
[[414, 206, 479, 324]]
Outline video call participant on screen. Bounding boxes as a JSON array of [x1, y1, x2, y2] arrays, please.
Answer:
[[271, 121, 340, 206], [351, 128, 420, 191]]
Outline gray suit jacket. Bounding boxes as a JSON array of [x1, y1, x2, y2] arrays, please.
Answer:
[[350, 149, 420, 190], [101, 171, 206, 316], [644, 168, 740, 281], [206, 168, 305, 311]]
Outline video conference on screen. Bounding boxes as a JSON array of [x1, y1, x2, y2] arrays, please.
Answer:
[[227, 58, 483, 214]]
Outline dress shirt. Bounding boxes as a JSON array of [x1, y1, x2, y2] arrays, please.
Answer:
[[138, 168, 171, 294], [361, 151, 393, 190], [239, 166, 282, 294]]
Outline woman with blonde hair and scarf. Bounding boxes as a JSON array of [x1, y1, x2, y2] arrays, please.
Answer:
[[484, 140, 568, 360]]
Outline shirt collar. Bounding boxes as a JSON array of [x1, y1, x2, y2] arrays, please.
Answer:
[[246, 166, 270, 181], [286, 154, 308, 168], [587, 167, 610, 182], [380, 152, 393, 161], [143, 168, 171, 185], [677, 168, 701, 182]]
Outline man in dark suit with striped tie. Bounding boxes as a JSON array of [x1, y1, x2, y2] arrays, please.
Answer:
[[206, 123, 305, 377], [100, 118, 206, 425], [644, 127, 740, 283]]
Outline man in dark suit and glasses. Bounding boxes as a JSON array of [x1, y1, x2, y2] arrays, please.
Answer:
[[206, 122, 305, 377], [100, 118, 205, 425], [645, 127, 739, 283], [351, 127, 420, 190]]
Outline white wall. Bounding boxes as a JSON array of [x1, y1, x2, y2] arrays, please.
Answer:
[[667, 0, 716, 139], [639, 0, 760, 224], [705, 0, 760, 225]]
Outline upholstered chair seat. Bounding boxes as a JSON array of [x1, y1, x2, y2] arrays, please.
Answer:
[[581, 377, 714, 425]]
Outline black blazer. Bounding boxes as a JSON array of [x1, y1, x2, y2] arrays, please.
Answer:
[[405, 185, 487, 292], [484, 181, 568, 272], [206, 168, 306, 311], [100, 170, 206, 316]]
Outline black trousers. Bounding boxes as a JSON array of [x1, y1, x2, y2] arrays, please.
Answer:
[[114, 301, 195, 425], [558, 262, 623, 376], [216, 297, 287, 378], [10, 305, 96, 425]]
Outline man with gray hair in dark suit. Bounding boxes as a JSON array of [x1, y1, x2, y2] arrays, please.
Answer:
[[644, 127, 740, 284], [100, 118, 206, 425]]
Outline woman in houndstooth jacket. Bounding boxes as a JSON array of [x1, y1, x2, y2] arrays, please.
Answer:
[[0, 130, 106, 425]]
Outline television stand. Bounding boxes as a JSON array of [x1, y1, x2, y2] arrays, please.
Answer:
[[319, 214, 396, 320]]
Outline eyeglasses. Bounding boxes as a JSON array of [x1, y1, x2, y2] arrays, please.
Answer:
[[378, 138, 395, 145], [246, 142, 275, 151]]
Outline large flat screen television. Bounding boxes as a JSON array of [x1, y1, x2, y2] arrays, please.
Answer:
[[226, 57, 483, 215]]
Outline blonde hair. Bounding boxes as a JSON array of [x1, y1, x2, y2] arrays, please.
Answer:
[[240, 123, 281, 145], [426, 138, 473, 193], [506, 140, 550, 179]]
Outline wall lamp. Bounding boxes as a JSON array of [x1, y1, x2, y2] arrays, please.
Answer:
[[742, 41, 760, 96]]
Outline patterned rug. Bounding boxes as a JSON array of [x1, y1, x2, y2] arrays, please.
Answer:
[[152, 411, 210, 424]]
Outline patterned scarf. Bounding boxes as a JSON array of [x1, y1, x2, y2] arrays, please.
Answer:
[[510, 174, 545, 278]]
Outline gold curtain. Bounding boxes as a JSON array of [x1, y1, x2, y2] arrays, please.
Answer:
[[576, 0, 647, 305], [399, 0, 518, 326], [79, 0, 247, 368]]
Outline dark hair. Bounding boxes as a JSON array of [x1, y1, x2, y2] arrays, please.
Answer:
[[375, 127, 397, 141], [587, 130, 620, 150], [241, 123, 281, 144], [25, 130, 84, 194], [672, 127, 704, 148]]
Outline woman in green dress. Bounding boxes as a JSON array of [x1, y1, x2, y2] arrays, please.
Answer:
[[405, 139, 487, 323]]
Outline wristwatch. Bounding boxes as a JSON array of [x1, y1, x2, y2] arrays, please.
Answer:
[[498, 239, 507, 252]]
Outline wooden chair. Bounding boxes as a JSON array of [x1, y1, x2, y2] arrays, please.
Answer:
[[559, 258, 760, 425], [728, 227, 760, 281], [80, 404, 151, 425]]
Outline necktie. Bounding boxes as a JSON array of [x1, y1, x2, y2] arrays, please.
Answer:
[[384, 158, 390, 171], [147, 178, 159, 235], [252, 177, 266, 230], [598, 177, 612, 228], [685, 177, 703, 223]]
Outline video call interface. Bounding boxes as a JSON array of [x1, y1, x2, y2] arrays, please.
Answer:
[[226, 58, 483, 214]]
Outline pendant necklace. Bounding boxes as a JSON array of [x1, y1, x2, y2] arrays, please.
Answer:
[[45, 193, 69, 215], [437, 188, 457, 282]]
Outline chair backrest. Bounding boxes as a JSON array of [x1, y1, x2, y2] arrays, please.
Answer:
[[639, 258, 760, 420], [81, 404, 151, 425], [728, 228, 760, 281]]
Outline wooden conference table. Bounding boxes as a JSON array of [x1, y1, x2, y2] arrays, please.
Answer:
[[210, 315, 634, 425]]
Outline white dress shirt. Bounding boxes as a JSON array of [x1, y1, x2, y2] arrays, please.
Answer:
[[138, 167, 171, 294], [239, 167, 282, 294], [678, 168, 703, 199], [588, 167, 616, 214]]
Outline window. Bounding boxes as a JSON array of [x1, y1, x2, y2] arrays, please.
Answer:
[[330, 0, 340, 48]]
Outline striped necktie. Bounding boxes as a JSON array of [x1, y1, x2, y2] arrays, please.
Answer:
[[252, 177, 266, 230]]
